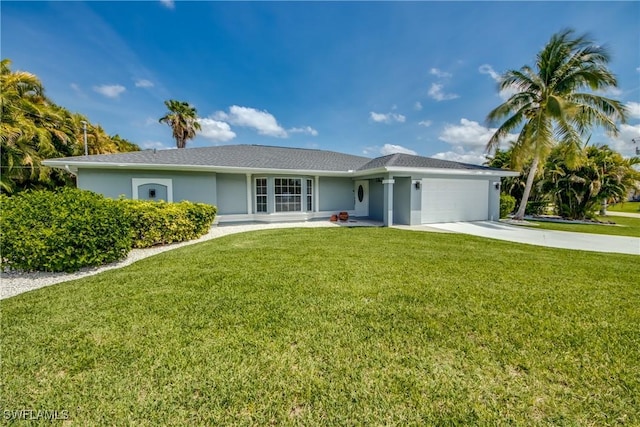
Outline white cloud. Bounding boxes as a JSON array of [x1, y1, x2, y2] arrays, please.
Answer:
[[431, 148, 489, 166], [607, 123, 640, 156], [370, 111, 406, 124], [380, 144, 417, 155], [625, 101, 640, 119], [478, 64, 501, 82], [70, 83, 85, 97], [414, 101, 423, 111], [197, 118, 237, 142], [428, 83, 459, 101], [418, 120, 432, 127], [160, 0, 175, 9], [439, 118, 514, 149], [135, 79, 154, 88], [430, 68, 452, 79], [289, 126, 319, 136], [93, 84, 126, 98], [141, 140, 172, 150], [597, 86, 623, 97], [214, 105, 287, 137], [479, 64, 519, 100]]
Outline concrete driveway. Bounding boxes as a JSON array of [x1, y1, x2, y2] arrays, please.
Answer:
[[412, 221, 639, 255]]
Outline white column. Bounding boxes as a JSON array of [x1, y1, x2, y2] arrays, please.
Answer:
[[246, 174, 252, 214], [382, 178, 395, 226], [315, 175, 320, 212]]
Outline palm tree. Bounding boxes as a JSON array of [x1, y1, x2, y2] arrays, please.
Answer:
[[542, 144, 639, 219], [159, 100, 201, 149], [1, 59, 140, 193], [486, 29, 627, 220]]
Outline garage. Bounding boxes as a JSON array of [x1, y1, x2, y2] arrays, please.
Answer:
[[421, 178, 489, 223]]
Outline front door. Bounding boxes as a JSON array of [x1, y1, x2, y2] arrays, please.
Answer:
[[354, 180, 369, 217]]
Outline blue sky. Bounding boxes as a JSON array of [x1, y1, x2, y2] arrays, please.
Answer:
[[2, 1, 639, 163]]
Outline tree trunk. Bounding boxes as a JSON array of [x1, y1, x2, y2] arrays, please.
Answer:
[[513, 156, 540, 220], [599, 199, 607, 216]]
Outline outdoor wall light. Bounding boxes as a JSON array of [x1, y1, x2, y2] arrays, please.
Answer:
[[415, 181, 421, 189], [149, 189, 156, 198], [494, 182, 501, 190]]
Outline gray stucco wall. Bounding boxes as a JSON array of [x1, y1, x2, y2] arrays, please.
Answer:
[[319, 177, 354, 211], [368, 180, 384, 221], [392, 177, 411, 225], [410, 179, 422, 225], [77, 169, 217, 204], [216, 174, 248, 214], [488, 178, 501, 221], [138, 183, 168, 201]]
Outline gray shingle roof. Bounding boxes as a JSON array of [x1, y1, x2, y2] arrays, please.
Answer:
[[53, 144, 371, 172], [357, 153, 499, 171], [47, 144, 507, 173]]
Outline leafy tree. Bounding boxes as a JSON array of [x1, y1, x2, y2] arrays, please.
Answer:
[[159, 100, 201, 149], [543, 144, 640, 219], [486, 29, 627, 220], [0, 59, 140, 194]]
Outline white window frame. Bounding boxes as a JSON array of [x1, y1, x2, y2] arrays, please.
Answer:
[[255, 177, 268, 213], [306, 178, 313, 212], [132, 178, 173, 202], [274, 177, 302, 212]]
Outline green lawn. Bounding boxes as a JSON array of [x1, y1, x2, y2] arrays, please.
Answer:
[[2, 228, 638, 425], [522, 215, 640, 238], [608, 201, 640, 213]]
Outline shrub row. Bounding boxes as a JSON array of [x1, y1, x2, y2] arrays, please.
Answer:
[[121, 199, 217, 248], [1, 189, 216, 272], [0, 188, 131, 272]]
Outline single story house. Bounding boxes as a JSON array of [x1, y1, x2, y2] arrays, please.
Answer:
[[43, 144, 518, 226]]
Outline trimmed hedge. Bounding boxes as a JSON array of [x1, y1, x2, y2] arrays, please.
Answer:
[[121, 199, 217, 248], [1, 189, 217, 272], [500, 193, 517, 218], [1, 188, 132, 272]]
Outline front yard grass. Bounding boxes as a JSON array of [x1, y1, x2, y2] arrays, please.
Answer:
[[523, 215, 640, 238], [1, 228, 638, 425], [608, 201, 640, 213]]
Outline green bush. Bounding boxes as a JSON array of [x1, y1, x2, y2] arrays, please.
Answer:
[[500, 193, 517, 218], [1, 188, 132, 272], [121, 199, 216, 248]]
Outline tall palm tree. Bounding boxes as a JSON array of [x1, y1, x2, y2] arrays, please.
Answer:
[[486, 29, 627, 220], [159, 100, 201, 149]]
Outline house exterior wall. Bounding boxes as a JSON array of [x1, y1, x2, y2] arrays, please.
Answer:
[[75, 167, 504, 224], [318, 177, 354, 212], [392, 177, 411, 225], [488, 178, 501, 221], [77, 169, 217, 204], [216, 173, 248, 214], [410, 179, 422, 225], [368, 180, 384, 221]]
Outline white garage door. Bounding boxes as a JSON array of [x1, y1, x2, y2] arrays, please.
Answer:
[[421, 178, 489, 223]]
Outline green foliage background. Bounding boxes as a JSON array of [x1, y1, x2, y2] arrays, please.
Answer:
[[0, 59, 140, 194]]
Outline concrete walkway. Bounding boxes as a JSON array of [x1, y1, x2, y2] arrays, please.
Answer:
[[605, 211, 640, 218], [422, 221, 639, 255]]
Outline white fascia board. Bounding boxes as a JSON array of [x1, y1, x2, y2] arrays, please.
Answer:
[[352, 166, 519, 178], [41, 160, 352, 177], [43, 160, 520, 178]]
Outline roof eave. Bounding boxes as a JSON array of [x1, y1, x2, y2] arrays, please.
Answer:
[[354, 166, 519, 177], [41, 160, 354, 177]]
